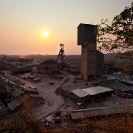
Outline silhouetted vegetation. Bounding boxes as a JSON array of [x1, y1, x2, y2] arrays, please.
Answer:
[[1, 110, 133, 133], [96, 2, 133, 56]]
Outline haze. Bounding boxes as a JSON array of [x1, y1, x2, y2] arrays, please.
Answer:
[[0, 0, 132, 55]]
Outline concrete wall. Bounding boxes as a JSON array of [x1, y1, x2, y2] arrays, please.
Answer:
[[96, 51, 104, 75], [77, 24, 84, 45], [77, 24, 96, 45], [81, 45, 88, 80], [81, 44, 97, 80]]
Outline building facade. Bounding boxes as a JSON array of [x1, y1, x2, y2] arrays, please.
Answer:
[[96, 50, 104, 75], [77, 23, 103, 80], [37, 59, 58, 74]]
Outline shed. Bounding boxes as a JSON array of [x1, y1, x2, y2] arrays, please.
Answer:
[[82, 86, 113, 95], [71, 89, 89, 98], [55, 82, 87, 97], [8, 94, 29, 110], [37, 59, 58, 73], [99, 79, 129, 93], [70, 104, 133, 120], [71, 88, 90, 103]]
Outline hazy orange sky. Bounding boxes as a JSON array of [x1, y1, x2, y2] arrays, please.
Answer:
[[0, 0, 132, 55]]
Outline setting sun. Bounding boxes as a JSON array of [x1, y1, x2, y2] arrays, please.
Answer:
[[42, 31, 48, 37]]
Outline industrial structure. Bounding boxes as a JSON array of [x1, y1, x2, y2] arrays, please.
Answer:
[[56, 44, 66, 69], [56, 82, 113, 108], [77, 23, 104, 80], [37, 59, 58, 74], [56, 44, 65, 63], [37, 44, 66, 73]]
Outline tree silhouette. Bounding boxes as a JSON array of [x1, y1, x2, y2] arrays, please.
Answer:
[[96, 3, 133, 57]]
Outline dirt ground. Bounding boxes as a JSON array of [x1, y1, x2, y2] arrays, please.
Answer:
[[13, 71, 133, 109], [8, 71, 133, 125]]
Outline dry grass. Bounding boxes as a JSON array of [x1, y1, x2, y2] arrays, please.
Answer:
[[47, 113, 133, 133], [1, 111, 133, 133], [1, 99, 133, 133]]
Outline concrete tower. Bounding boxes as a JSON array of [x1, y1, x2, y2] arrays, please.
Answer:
[[77, 23, 97, 80]]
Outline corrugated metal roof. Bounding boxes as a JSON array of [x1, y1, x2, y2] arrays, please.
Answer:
[[82, 86, 113, 95], [99, 79, 128, 90], [8, 99, 20, 110], [12, 89, 24, 97], [70, 104, 133, 120], [71, 88, 89, 98], [8, 94, 29, 110]]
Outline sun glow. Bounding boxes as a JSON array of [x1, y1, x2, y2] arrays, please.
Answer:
[[42, 31, 48, 37]]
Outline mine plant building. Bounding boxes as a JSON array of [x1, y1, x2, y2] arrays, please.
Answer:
[[77, 23, 104, 80], [56, 82, 113, 108], [37, 59, 58, 74]]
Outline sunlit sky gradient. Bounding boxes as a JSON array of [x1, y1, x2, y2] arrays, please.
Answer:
[[0, 0, 132, 55]]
